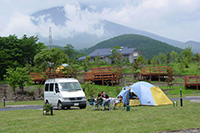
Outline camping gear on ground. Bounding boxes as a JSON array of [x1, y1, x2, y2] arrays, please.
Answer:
[[126, 105, 130, 111], [129, 81, 172, 106]]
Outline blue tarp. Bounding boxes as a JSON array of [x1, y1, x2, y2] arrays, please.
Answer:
[[117, 88, 130, 106]]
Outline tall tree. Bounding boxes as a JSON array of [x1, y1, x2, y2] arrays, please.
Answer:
[[64, 44, 75, 59], [166, 52, 171, 65], [0, 35, 45, 80], [4, 67, 31, 94], [34, 48, 69, 71], [136, 55, 145, 66], [195, 53, 200, 70], [151, 56, 157, 67], [181, 47, 193, 63], [170, 51, 178, 63]]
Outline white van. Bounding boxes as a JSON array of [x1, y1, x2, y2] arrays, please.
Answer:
[[44, 78, 86, 109]]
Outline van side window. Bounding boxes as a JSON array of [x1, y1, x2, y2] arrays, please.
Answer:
[[50, 83, 54, 92], [45, 84, 49, 91], [55, 83, 59, 90]]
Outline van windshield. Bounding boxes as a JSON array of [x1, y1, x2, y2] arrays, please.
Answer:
[[59, 82, 82, 91]]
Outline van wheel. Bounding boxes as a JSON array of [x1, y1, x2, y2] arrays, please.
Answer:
[[67, 106, 71, 109], [57, 101, 63, 110], [80, 105, 86, 109]]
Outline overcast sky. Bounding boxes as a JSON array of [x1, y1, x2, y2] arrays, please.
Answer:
[[0, 0, 200, 42]]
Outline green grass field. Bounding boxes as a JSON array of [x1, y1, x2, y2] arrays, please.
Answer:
[[1, 68, 200, 133], [0, 100, 200, 132]]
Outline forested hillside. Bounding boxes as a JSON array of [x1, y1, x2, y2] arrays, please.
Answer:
[[82, 34, 183, 59]]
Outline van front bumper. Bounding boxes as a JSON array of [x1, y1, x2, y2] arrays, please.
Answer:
[[61, 101, 86, 107]]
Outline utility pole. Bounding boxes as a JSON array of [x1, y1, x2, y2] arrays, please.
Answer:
[[49, 27, 53, 49]]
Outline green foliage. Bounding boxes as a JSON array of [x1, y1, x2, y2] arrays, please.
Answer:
[[170, 51, 178, 63], [131, 61, 140, 81], [109, 47, 125, 66], [34, 48, 69, 71], [4, 67, 31, 93], [181, 47, 193, 63], [94, 55, 101, 67], [4, 68, 18, 94], [63, 44, 75, 59], [166, 52, 171, 65], [136, 55, 145, 66], [147, 57, 151, 64], [151, 56, 157, 66], [194, 53, 200, 70], [43, 104, 52, 114], [0, 35, 45, 80], [81, 34, 183, 59], [82, 56, 91, 72], [83, 81, 96, 98]]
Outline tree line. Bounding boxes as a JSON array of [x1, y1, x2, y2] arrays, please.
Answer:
[[1, 34, 200, 94]]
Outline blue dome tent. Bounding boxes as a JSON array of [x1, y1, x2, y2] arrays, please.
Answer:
[[129, 81, 172, 106]]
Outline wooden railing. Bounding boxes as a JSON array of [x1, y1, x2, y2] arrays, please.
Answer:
[[141, 66, 172, 75], [185, 75, 200, 90], [83, 66, 122, 86], [29, 72, 67, 84]]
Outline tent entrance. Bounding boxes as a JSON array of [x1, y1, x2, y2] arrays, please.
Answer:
[[129, 92, 140, 106]]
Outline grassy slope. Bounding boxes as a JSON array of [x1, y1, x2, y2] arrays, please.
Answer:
[[82, 34, 183, 59], [0, 101, 200, 132]]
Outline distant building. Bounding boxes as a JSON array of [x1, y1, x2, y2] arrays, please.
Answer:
[[78, 46, 141, 64]]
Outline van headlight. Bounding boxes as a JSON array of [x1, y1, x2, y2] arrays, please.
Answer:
[[82, 96, 86, 100]]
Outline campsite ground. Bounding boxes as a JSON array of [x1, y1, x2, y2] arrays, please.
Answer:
[[0, 100, 200, 132], [0, 84, 200, 132]]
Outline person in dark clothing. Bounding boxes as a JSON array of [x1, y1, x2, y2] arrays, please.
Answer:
[[102, 91, 110, 110], [102, 91, 109, 99]]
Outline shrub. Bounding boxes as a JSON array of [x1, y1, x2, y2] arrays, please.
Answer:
[[43, 104, 51, 115]]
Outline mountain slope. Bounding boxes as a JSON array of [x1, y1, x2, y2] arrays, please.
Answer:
[[31, 6, 186, 50], [182, 41, 200, 53], [83, 34, 183, 59]]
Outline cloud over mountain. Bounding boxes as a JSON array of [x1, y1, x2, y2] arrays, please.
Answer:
[[0, 0, 200, 51]]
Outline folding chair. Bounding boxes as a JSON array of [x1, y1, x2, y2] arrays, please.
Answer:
[[95, 98, 104, 110], [87, 98, 96, 110], [103, 99, 111, 110]]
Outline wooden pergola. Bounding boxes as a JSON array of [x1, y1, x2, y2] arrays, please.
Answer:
[[29, 68, 76, 84], [185, 75, 200, 90], [141, 66, 172, 81], [83, 66, 122, 86]]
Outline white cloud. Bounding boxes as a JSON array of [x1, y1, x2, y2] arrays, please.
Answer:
[[63, 3, 104, 38], [0, 0, 200, 42], [100, 0, 200, 42], [1, 12, 37, 37]]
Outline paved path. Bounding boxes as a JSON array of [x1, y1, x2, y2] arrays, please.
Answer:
[[1, 96, 200, 112], [170, 96, 200, 101], [0, 105, 43, 111]]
